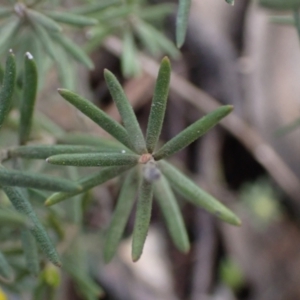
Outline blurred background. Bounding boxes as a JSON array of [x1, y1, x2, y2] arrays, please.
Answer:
[[2, 0, 300, 299]]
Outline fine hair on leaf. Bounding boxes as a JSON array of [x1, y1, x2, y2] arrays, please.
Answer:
[[154, 175, 190, 253], [132, 178, 153, 262], [3, 186, 61, 266], [104, 69, 147, 154], [0, 167, 81, 192], [19, 52, 38, 145], [46, 152, 139, 167], [153, 105, 233, 160], [45, 165, 132, 206], [57, 89, 132, 149], [104, 168, 139, 263], [146, 57, 171, 153], [158, 160, 241, 226]]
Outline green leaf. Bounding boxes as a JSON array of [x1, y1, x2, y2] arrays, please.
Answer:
[[63, 256, 103, 298], [137, 3, 175, 21], [225, 0, 235, 5], [57, 133, 128, 150], [104, 168, 138, 263], [84, 26, 113, 54], [0, 167, 81, 192], [71, 0, 121, 15], [259, 0, 300, 9], [0, 251, 14, 282], [269, 15, 294, 26], [121, 29, 140, 78], [104, 70, 147, 154], [3, 186, 61, 266], [136, 20, 180, 59], [0, 207, 28, 227], [176, 0, 192, 48], [154, 105, 233, 160], [132, 178, 153, 262], [26, 9, 62, 32], [45, 11, 98, 27], [0, 50, 16, 127], [57, 89, 132, 149], [19, 52, 38, 145], [32, 23, 57, 60], [51, 33, 94, 70], [55, 45, 76, 90], [0, 63, 3, 85], [47, 152, 139, 167], [158, 160, 241, 226], [134, 20, 162, 56], [45, 165, 132, 206], [146, 57, 171, 153], [21, 229, 40, 276], [0, 18, 20, 55], [294, 10, 300, 39], [153, 175, 190, 253], [0, 7, 13, 19], [9, 145, 103, 159]]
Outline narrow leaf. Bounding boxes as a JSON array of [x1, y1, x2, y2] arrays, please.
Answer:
[[158, 160, 241, 226], [57, 133, 128, 150], [0, 251, 14, 282], [137, 3, 175, 21], [9, 145, 102, 159], [26, 9, 62, 32], [21, 229, 40, 276], [104, 70, 146, 154], [104, 168, 138, 263], [121, 29, 140, 78], [0, 168, 81, 192], [71, 0, 121, 15], [154, 175, 190, 253], [259, 0, 300, 10], [136, 20, 180, 58], [269, 15, 294, 26], [45, 166, 132, 206], [32, 23, 57, 60], [0, 50, 16, 127], [51, 33, 94, 70], [176, 0, 192, 48], [154, 105, 233, 160], [57, 89, 132, 149], [0, 208, 28, 227], [0, 7, 13, 19], [132, 178, 153, 262], [19, 52, 38, 145], [3, 186, 61, 266], [47, 153, 139, 167], [64, 257, 103, 298], [134, 21, 161, 56], [0, 18, 20, 55], [294, 10, 300, 39], [45, 11, 98, 27], [146, 57, 171, 153], [0, 63, 3, 85], [225, 0, 235, 5]]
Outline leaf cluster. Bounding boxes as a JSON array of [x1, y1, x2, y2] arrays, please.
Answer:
[[37, 57, 241, 263], [0, 0, 97, 88], [83, 0, 180, 77]]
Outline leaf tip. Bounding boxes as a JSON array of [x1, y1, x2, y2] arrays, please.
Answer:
[[25, 52, 33, 60]]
